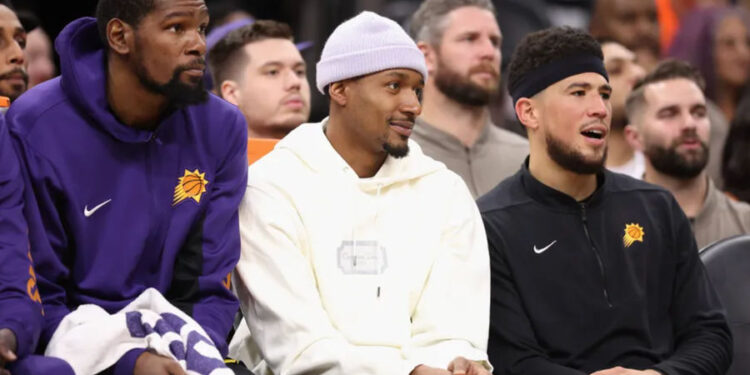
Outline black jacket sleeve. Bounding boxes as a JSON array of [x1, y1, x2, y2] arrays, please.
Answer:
[[652, 200, 732, 375], [486, 218, 586, 375]]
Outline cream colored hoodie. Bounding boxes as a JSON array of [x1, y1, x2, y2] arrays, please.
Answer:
[[234, 120, 490, 375]]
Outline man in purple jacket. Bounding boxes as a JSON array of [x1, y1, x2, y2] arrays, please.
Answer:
[[6, 0, 248, 373]]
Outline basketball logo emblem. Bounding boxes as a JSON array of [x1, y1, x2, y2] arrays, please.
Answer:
[[622, 223, 645, 248], [173, 169, 209, 206]]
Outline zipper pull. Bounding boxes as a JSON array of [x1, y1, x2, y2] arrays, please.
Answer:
[[579, 203, 587, 223]]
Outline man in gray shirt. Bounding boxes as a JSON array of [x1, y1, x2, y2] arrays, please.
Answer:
[[409, 0, 528, 199], [626, 59, 750, 249]]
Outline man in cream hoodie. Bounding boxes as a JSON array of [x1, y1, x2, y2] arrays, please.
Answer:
[[232, 11, 491, 375]]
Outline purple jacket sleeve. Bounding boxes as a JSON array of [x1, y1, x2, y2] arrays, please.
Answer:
[[165, 110, 247, 356], [0, 117, 43, 358], [7, 116, 72, 350]]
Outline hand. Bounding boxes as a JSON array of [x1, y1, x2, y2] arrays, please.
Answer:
[[447, 357, 491, 375], [591, 367, 661, 375], [410, 365, 452, 375], [0, 328, 18, 373], [134, 351, 186, 375]]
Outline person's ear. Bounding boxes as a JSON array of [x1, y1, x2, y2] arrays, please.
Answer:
[[220, 80, 241, 106], [106, 19, 134, 55], [329, 81, 348, 106], [417, 41, 437, 76], [515, 97, 539, 131], [624, 123, 643, 151]]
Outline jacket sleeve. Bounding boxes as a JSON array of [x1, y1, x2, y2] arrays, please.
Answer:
[[484, 216, 586, 375], [404, 177, 491, 371], [166, 111, 247, 357], [235, 181, 412, 375], [0, 118, 43, 359], [7, 119, 72, 352], [651, 199, 732, 375]]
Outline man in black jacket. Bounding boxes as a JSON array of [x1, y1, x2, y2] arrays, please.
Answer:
[[477, 26, 732, 375]]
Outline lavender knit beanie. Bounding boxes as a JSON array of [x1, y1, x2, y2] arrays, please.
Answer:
[[316, 11, 428, 94]]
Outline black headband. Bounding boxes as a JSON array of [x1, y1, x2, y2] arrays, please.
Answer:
[[510, 55, 609, 105]]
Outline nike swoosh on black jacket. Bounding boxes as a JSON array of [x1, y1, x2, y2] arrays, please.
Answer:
[[477, 161, 732, 375]]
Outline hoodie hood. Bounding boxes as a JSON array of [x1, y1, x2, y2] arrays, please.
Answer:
[[276, 119, 445, 192], [56, 17, 153, 143]]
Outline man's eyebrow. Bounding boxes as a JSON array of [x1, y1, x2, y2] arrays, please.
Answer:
[[565, 82, 592, 90], [260, 61, 282, 67], [163, 7, 209, 20], [259, 60, 307, 68], [384, 71, 408, 79], [657, 104, 679, 113], [163, 10, 192, 19], [604, 56, 626, 64], [0, 26, 26, 37]]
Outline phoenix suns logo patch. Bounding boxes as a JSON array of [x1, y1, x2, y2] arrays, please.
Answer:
[[173, 169, 209, 206], [623, 223, 645, 247]]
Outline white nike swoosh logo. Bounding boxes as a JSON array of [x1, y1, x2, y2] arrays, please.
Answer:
[[84, 199, 112, 217], [533, 240, 557, 254]]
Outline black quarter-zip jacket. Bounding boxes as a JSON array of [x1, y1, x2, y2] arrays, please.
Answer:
[[477, 163, 731, 375]]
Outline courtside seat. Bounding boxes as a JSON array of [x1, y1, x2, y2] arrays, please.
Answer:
[[699, 234, 750, 375]]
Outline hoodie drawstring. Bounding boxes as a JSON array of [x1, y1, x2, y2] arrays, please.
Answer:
[[376, 183, 382, 298]]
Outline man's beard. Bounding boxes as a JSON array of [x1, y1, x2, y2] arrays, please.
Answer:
[[546, 131, 606, 175], [0, 67, 29, 101], [134, 55, 207, 108], [434, 59, 499, 107], [383, 137, 409, 158], [644, 134, 708, 179]]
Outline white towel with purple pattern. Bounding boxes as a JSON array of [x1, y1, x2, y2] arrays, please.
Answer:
[[46, 288, 233, 375]]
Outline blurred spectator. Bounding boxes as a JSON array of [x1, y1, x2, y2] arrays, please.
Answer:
[[15, 10, 53, 88], [495, 0, 550, 73], [656, 0, 731, 53], [590, 0, 661, 72], [208, 20, 310, 139], [601, 40, 647, 178], [626, 60, 750, 249], [669, 6, 750, 122], [656, 0, 681, 53], [544, 0, 591, 29], [409, 0, 528, 199], [207, 0, 253, 32], [723, 96, 750, 203], [668, 6, 749, 188], [490, 0, 551, 137], [25, 27, 54, 88]]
